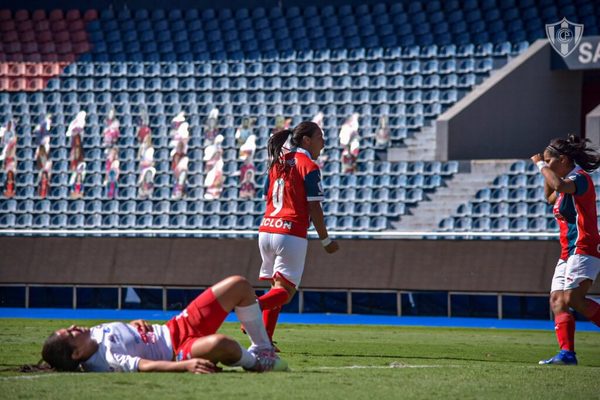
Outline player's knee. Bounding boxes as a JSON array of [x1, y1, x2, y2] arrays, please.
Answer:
[[284, 289, 295, 304], [564, 292, 584, 311], [226, 275, 252, 292], [209, 334, 240, 360], [549, 292, 565, 311]]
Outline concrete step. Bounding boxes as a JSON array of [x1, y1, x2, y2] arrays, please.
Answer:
[[393, 159, 520, 231]]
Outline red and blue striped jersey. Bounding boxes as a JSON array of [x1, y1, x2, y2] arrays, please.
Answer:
[[553, 167, 600, 260]]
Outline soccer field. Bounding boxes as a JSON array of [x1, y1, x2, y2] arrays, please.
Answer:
[[0, 319, 598, 399]]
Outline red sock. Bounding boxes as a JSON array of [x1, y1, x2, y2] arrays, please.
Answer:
[[554, 312, 575, 352], [258, 287, 288, 310], [583, 298, 600, 327], [263, 306, 281, 341]]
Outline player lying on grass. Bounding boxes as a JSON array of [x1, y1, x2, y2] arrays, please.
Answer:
[[39, 275, 287, 373]]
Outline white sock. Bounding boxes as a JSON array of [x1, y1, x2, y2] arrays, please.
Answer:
[[235, 301, 271, 348], [229, 343, 257, 369]]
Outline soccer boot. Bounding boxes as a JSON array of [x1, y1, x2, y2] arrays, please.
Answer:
[[245, 346, 289, 372], [538, 350, 578, 365]]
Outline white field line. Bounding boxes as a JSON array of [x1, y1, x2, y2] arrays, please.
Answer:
[[302, 362, 462, 370], [0, 373, 81, 381]]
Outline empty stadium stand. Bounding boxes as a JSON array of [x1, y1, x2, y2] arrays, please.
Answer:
[[1, 0, 599, 235]]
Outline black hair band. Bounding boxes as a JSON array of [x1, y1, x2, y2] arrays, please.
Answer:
[[546, 145, 564, 155]]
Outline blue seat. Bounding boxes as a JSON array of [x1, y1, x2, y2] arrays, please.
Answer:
[[509, 217, 528, 232], [68, 214, 84, 228], [50, 214, 67, 228], [102, 214, 119, 228]]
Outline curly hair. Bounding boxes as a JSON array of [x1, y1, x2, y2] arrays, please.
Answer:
[[546, 134, 600, 173]]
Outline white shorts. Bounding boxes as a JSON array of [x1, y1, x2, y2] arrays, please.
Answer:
[[550, 254, 600, 292], [258, 232, 308, 288]]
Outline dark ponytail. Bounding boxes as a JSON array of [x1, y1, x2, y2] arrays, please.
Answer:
[[546, 134, 600, 173], [267, 121, 321, 171]]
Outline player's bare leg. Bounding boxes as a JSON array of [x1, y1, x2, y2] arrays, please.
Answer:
[[190, 334, 243, 365], [209, 275, 288, 371], [565, 280, 600, 327]]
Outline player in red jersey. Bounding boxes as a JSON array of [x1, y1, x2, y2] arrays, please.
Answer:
[[256, 121, 340, 347], [531, 135, 600, 365]]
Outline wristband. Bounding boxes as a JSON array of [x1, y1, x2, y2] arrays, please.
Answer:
[[536, 161, 549, 171], [321, 237, 332, 247]]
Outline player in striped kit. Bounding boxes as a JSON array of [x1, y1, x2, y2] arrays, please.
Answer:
[[531, 135, 600, 365], [256, 121, 340, 349]]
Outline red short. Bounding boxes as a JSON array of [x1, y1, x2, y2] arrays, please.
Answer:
[[166, 288, 229, 361]]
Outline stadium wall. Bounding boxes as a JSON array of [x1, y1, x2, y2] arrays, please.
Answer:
[[436, 39, 583, 161], [585, 103, 600, 147], [1, 237, 599, 294]]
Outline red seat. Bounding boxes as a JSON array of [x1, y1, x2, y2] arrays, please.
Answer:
[[34, 20, 50, 31], [24, 62, 42, 76], [0, 20, 15, 32], [73, 41, 90, 53], [39, 41, 56, 54], [26, 78, 44, 91], [41, 53, 58, 62], [83, 9, 98, 21], [16, 20, 34, 32], [31, 9, 46, 21], [51, 19, 67, 32], [14, 9, 29, 22], [0, 78, 8, 90], [7, 54, 24, 62], [7, 63, 25, 76], [41, 63, 60, 76], [65, 9, 81, 21], [36, 30, 53, 43], [56, 41, 73, 55], [9, 78, 26, 91], [68, 19, 84, 31], [71, 30, 87, 42], [24, 53, 42, 62], [22, 41, 39, 55], [5, 41, 21, 54], [54, 30, 70, 43], [0, 9, 11, 21], [2, 29, 18, 42], [19, 30, 36, 42], [48, 9, 64, 21]]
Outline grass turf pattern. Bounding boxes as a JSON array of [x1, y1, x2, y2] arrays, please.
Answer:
[[0, 319, 598, 399]]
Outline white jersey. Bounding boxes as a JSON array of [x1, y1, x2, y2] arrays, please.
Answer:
[[82, 322, 173, 372]]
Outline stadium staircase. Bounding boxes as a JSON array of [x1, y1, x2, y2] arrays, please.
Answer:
[[393, 159, 517, 231]]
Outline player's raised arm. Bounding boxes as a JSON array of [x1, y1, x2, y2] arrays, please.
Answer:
[[530, 152, 575, 197]]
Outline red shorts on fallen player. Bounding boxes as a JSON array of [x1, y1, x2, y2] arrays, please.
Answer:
[[166, 288, 229, 361]]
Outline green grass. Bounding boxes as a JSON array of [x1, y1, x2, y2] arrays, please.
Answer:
[[0, 319, 599, 399]]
